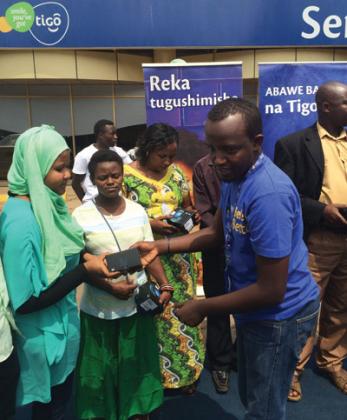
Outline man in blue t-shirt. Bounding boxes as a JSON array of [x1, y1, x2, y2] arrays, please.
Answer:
[[134, 98, 319, 420]]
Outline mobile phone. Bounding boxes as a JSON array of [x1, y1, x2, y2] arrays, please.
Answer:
[[105, 248, 142, 273]]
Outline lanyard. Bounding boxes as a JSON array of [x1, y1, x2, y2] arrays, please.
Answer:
[[223, 153, 264, 291], [92, 200, 130, 282], [93, 200, 122, 252], [225, 153, 264, 220]]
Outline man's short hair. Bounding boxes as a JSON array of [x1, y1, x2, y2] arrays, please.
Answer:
[[207, 98, 262, 139], [93, 119, 114, 137]]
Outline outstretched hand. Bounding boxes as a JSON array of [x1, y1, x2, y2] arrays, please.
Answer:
[[130, 241, 159, 267], [174, 299, 205, 327]]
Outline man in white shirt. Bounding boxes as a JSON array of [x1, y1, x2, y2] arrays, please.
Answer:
[[72, 119, 132, 201]]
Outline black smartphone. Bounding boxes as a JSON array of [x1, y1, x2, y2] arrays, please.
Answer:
[[105, 248, 142, 273]]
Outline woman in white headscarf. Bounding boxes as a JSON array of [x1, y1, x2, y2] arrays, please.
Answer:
[[0, 125, 116, 419]]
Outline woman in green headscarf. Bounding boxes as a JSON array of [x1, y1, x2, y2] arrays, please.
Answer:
[[0, 125, 116, 418]]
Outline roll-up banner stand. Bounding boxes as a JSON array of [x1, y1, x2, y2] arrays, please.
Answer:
[[143, 62, 242, 294], [143, 62, 242, 178], [259, 62, 347, 160]]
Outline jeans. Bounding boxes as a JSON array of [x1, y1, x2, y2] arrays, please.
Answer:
[[237, 297, 320, 420]]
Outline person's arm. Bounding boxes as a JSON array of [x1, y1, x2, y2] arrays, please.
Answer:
[[17, 264, 87, 314], [275, 141, 347, 227], [71, 152, 88, 201], [149, 217, 180, 236], [82, 252, 138, 300], [2, 210, 116, 313], [133, 209, 224, 261], [163, 208, 223, 252], [113, 146, 133, 164], [274, 139, 326, 228], [274, 139, 296, 180], [121, 150, 133, 164], [141, 211, 173, 305], [181, 192, 201, 225], [88, 264, 169, 302], [71, 173, 86, 202], [177, 189, 299, 326], [175, 255, 289, 326], [146, 256, 172, 305], [89, 276, 138, 300], [84, 231, 171, 302], [178, 168, 201, 224], [193, 161, 216, 227], [16, 254, 117, 314]]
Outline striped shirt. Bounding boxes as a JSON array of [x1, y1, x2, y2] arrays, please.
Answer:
[[73, 198, 153, 319]]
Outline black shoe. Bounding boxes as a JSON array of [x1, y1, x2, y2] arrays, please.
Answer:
[[211, 370, 229, 393]]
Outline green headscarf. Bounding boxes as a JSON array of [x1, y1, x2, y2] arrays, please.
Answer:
[[7, 125, 84, 284]]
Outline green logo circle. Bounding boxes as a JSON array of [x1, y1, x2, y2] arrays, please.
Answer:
[[5, 2, 35, 33]]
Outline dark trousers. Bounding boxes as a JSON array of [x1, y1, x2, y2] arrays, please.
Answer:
[[202, 248, 234, 372], [31, 372, 74, 420], [0, 347, 20, 420]]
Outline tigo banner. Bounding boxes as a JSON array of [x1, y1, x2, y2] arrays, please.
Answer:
[[259, 62, 347, 159], [143, 62, 242, 174]]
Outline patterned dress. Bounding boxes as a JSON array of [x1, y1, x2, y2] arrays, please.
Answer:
[[123, 164, 205, 389]]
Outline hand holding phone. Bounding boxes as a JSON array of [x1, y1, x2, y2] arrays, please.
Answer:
[[167, 208, 195, 233]]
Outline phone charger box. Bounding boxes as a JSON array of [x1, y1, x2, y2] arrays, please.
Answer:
[[135, 282, 163, 315], [167, 208, 194, 233]]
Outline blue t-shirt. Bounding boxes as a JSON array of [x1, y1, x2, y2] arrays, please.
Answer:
[[220, 154, 318, 322]]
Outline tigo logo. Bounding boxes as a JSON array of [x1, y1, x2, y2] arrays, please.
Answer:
[[36, 12, 62, 33], [0, 1, 69, 46], [30, 2, 69, 45]]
